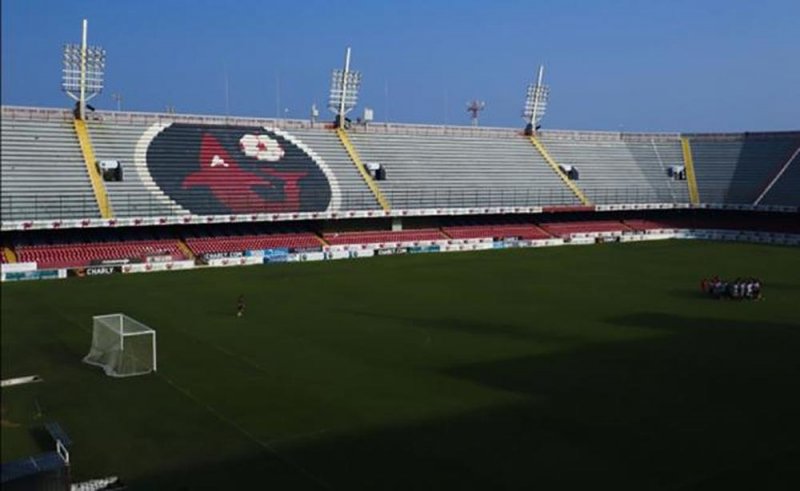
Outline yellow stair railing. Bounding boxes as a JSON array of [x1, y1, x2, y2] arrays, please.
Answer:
[[335, 128, 391, 212], [528, 135, 591, 206], [680, 137, 700, 205], [73, 119, 113, 218], [3, 247, 17, 263]]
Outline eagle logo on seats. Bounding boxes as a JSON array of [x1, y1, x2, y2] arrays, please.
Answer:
[[141, 123, 339, 215]]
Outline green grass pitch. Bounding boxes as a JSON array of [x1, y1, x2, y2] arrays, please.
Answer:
[[2, 240, 800, 489]]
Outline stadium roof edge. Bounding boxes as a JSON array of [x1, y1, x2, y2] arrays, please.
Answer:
[[2, 104, 798, 140]]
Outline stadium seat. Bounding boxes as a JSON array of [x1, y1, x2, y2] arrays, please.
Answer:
[[689, 133, 800, 205], [539, 220, 629, 238], [537, 133, 689, 205], [346, 131, 581, 209], [1, 113, 101, 221], [323, 229, 446, 245], [185, 233, 321, 255], [16, 239, 186, 269], [442, 224, 551, 240]]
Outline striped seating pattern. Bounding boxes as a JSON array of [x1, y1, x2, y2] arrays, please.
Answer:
[[186, 233, 321, 254], [540, 220, 628, 238], [323, 229, 446, 245], [347, 132, 580, 209], [538, 134, 688, 205], [89, 121, 187, 217], [16, 239, 186, 269], [1, 115, 100, 220], [443, 224, 551, 240], [690, 134, 800, 204]]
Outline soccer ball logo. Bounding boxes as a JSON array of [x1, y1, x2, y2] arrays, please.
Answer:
[[239, 134, 285, 162]]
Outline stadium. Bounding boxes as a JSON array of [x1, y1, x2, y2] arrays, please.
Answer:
[[2, 3, 800, 490]]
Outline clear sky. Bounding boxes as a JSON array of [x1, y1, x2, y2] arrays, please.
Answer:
[[2, 0, 798, 132]]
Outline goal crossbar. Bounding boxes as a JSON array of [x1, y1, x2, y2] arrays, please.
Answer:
[[84, 313, 157, 377]]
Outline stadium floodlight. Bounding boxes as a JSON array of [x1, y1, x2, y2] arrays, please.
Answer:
[[466, 100, 486, 126], [83, 314, 157, 377], [328, 47, 362, 127], [523, 65, 549, 135], [62, 19, 106, 120]]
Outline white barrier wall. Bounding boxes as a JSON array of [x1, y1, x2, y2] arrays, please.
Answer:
[[1, 262, 38, 273], [121, 260, 196, 274], [206, 257, 263, 268], [3, 230, 798, 282]]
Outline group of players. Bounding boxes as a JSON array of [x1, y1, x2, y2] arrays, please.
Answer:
[[700, 276, 763, 300]]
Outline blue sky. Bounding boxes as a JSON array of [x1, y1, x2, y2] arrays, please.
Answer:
[[2, 0, 798, 132]]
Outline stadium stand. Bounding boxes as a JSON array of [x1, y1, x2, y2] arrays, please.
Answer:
[[688, 132, 800, 204], [624, 215, 800, 234], [346, 130, 581, 209], [289, 128, 384, 210], [185, 232, 321, 255], [323, 229, 447, 245], [442, 224, 551, 240], [537, 132, 688, 205], [759, 153, 800, 206], [16, 239, 186, 269], [88, 120, 187, 217], [1, 110, 101, 220], [539, 220, 630, 238]]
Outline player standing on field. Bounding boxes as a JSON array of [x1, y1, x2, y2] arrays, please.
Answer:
[[236, 294, 246, 317]]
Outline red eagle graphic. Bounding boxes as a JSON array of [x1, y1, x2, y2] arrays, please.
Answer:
[[181, 133, 306, 213]]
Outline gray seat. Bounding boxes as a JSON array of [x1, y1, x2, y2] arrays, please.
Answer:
[[689, 133, 800, 205], [538, 132, 688, 205], [1, 112, 100, 220], [347, 130, 579, 209]]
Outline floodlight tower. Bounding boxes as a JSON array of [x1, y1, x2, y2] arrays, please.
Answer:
[[523, 65, 549, 135], [62, 19, 106, 120], [328, 47, 363, 128], [466, 100, 486, 126]]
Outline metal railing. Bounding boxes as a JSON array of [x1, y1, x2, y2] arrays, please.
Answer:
[[0, 187, 695, 221]]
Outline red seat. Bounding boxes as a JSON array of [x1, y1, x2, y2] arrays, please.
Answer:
[[17, 240, 186, 269], [323, 229, 445, 246]]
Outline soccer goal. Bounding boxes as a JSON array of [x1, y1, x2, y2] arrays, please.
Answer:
[[83, 314, 157, 377]]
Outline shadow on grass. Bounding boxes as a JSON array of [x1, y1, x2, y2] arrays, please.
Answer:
[[128, 313, 800, 490], [338, 309, 582, 344]]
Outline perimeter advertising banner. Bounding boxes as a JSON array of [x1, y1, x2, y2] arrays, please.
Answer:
[[407, 245, 441, 254], [262, 248, 289, 263], [2, 269, 66, 281], [202, 251, 244, 260], [68, 266, 120, 277]]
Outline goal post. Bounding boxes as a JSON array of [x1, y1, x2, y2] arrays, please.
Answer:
[[84, 314, 157, 377]]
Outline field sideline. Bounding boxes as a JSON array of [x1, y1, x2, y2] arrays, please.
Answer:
[[2, 240, 800, 489]]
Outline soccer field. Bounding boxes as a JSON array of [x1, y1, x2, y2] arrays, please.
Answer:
[[2, 240, 800, 490]]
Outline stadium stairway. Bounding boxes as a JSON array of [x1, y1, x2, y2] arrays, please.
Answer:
[[528, 135, 592, 206], [1, 111, 102, 221], [753, 144, 800, 206], [177, 239, 196, 260], [3, 247, 17, 263], [680, 137, 701, 205], [87, 119, 187, 218], [336, 128, 391, 211], [73, 118, 113, 218], [314, 234, 330, 247]]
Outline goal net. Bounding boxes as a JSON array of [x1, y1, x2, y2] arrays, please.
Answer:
[[83, 314, 157, 377]]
